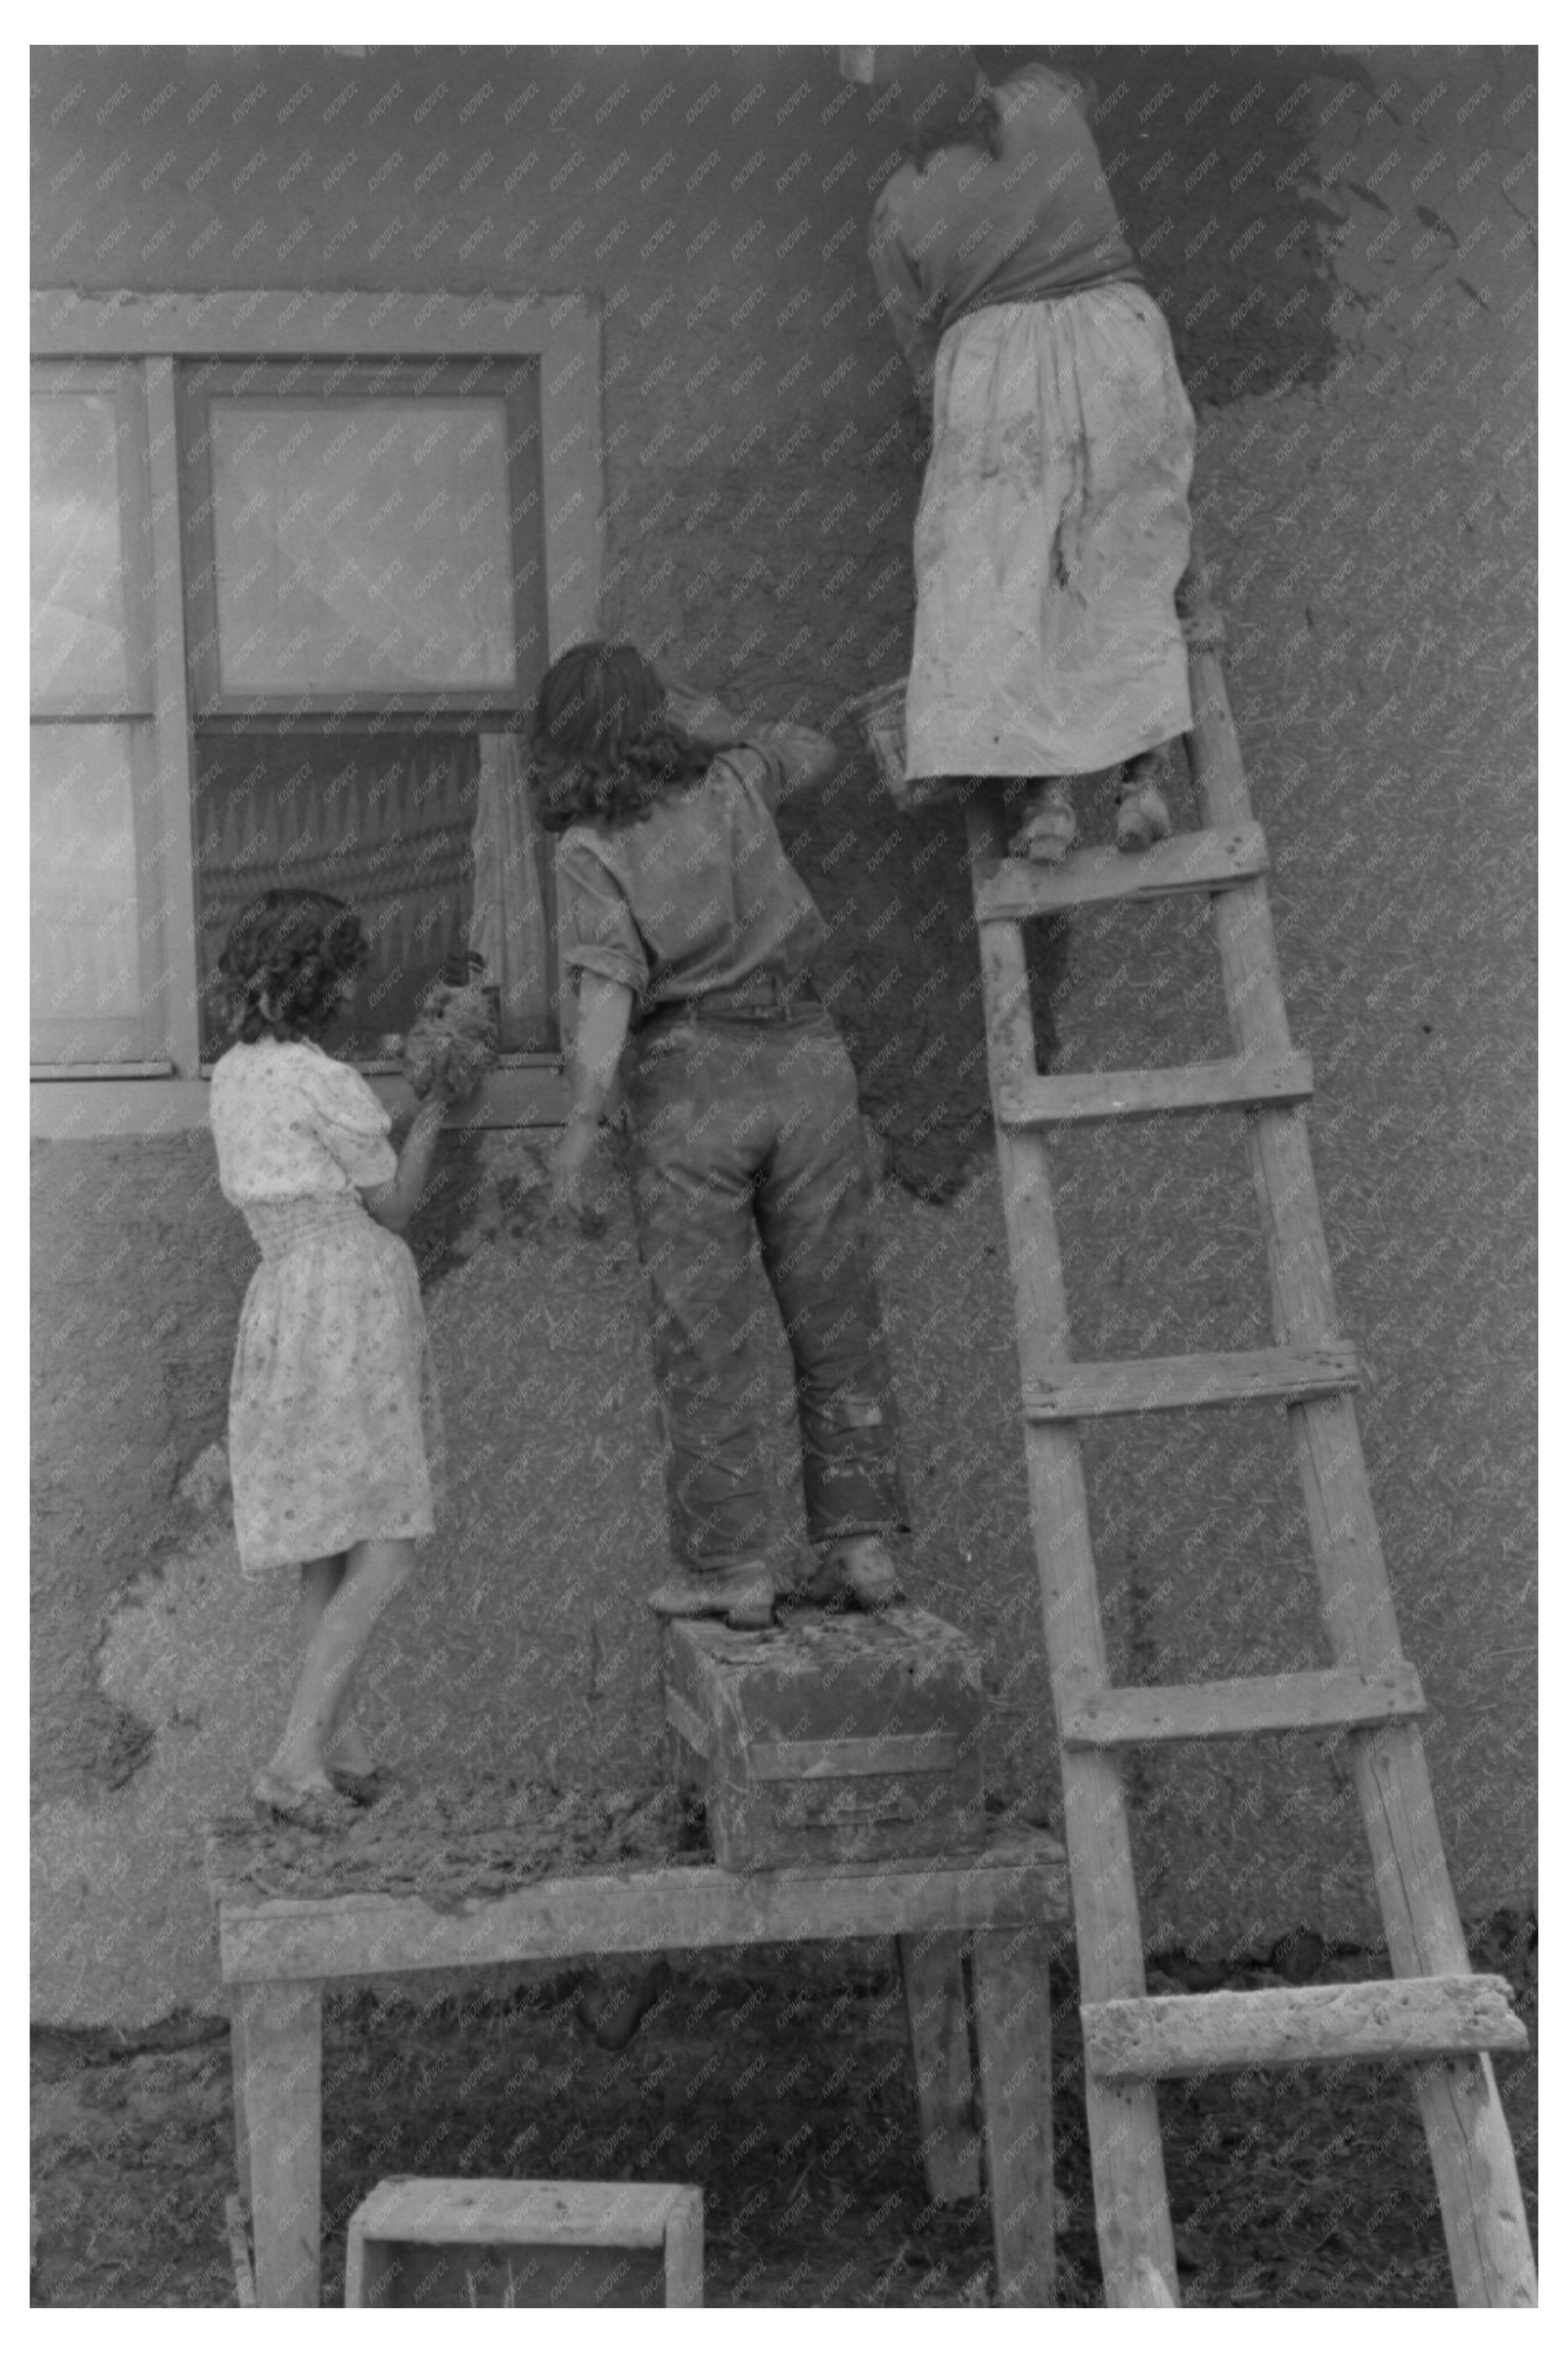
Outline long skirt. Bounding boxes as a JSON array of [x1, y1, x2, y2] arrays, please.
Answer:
[[228, 1194, 442, 1575], [905, 283, 1196, 779]]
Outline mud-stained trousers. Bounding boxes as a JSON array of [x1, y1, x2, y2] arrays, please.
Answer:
[[624, 1007, 909, 1570]]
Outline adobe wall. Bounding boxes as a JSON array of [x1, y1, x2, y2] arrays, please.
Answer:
[[30, 45, 1536, 2019]]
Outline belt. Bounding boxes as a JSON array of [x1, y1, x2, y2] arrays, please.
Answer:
[[641, 973, 821, 1027]]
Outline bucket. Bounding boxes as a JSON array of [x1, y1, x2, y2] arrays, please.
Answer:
[[846, 679, 961, 813]]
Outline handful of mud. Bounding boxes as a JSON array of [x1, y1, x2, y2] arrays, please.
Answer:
[[207, 1773, 693, 1908], [402, 953, 498, 1102]]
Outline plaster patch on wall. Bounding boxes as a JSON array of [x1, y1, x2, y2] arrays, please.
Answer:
[[34, 1518, 281, 2022]]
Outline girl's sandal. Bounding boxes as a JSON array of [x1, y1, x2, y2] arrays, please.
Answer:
[[251, 1768, 357, 1833], [1008, 784, 1077, 864], [1116, 778, 1174, 852]]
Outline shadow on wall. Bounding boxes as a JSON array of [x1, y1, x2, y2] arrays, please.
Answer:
[[780, 758, 1071, 1204]]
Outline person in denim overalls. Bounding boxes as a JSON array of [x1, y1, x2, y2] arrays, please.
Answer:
[[531, 641, 908, 1630]]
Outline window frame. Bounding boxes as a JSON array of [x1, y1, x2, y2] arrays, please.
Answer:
[[30, 358, 155, 721], [177, 357, 547, 726], [29, 289, 600, 1137], [30, 359, 173, 1069]]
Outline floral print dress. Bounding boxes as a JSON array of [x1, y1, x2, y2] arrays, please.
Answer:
[[209, 1039, 442, 1575]]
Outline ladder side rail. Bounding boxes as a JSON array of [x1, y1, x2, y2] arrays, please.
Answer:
[[1182, 623, 1537, 2308], [965, 792, 1179, 2308]]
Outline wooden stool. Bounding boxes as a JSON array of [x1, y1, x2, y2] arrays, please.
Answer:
[[208, 1830, 1068, 2308], [344, 2179, 704, 2306]]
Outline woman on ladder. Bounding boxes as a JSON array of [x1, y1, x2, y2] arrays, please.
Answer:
[[857, 46, 1196, 861]]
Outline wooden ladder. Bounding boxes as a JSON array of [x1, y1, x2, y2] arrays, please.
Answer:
[[964, 558, 1537, 2308]]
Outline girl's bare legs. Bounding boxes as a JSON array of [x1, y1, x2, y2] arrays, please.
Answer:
[[293, 1558, 376, 1776], [264, 1538, 416, 1793]]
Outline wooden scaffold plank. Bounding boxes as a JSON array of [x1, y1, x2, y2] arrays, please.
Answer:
[[230, 1981, 322, 2308], [213, 1839, 1068, 1985], [1082, 1974, 1529, 2081], [999, 1051, 1312, 1128], [899, 1932, 982, 2204], [1024, 1342, 1357, 1419], [973, 820, 1269, 919], [1060, 1662, 1426, 1747], [972, 1927, 1056, 2308]]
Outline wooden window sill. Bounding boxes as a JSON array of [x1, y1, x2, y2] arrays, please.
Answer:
[[31, 1060, 570, 1139]]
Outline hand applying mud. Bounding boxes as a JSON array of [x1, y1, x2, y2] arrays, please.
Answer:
[[549, 971, 635, 1236]]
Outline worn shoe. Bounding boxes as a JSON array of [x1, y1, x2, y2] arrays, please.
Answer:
[[1116, 776, 1174, 852], [1008, 782, 1077, 863], [647, 1560, 775, 1630], [799, 1537, 904, 1613]]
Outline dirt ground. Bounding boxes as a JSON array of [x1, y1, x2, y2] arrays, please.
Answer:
[[31, 1902, 1535, 2308]]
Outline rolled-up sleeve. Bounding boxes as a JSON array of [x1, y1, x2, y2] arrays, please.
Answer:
[[716, 741, 796, 813], [557, 835, 650, 994]]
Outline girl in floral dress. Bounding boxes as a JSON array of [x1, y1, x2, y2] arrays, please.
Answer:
[[209, 889, 461, 1827]]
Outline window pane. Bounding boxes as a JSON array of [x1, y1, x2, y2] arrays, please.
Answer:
[[210, 401, 517, 695], [193, 733, 479, 1058], [31, 724, 143, 1027], [31, 393, 130, 704]]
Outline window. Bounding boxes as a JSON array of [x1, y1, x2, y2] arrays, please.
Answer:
[[29, 291, 601, 1131], [177, 358, 547, 1058], [178, 361, 540, 716], [30, 361, 167, 1068]]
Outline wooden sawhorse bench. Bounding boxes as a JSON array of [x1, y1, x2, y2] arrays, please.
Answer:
[[207, 1832, 1069, 2308]]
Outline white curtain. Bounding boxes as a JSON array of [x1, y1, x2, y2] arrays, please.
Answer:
[[469, 732, 553, 1050]]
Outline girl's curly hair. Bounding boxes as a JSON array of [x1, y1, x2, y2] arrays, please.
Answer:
[[528, 640, 712, 835], [217, 888, 369, 1044]]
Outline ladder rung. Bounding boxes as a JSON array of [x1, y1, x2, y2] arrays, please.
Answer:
[[974, 822, 1269, 920], [1082, 1974, 1529, 2082], [999, 1052, 1312, 1128], [1024, 1342, 1357, 1419], [1060, 1662, 1426, 1748]]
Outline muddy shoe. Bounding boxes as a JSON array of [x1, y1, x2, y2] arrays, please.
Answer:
[[801, 1537, 904, 1613], [648, 1560, 775, 1630], [1116, 776, 1173, 852], [1008, 782, 1076, 863]]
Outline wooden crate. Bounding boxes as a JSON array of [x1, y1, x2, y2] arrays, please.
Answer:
[[344, 2179, 702, 2308], [663, 1606, 987, 1870]]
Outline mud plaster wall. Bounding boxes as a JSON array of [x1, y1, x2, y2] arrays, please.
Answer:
[[31, 45, 1536, 2018]]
